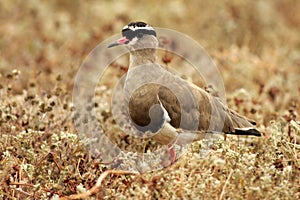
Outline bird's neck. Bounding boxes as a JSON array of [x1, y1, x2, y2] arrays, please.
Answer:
[[129, 48, 157, 68]]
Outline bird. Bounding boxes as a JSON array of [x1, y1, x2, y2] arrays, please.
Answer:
[[108, 21, 261, 162]]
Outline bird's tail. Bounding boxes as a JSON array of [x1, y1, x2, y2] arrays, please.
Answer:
[[224, 109, 262, 137], [226, 127, 261, 136]]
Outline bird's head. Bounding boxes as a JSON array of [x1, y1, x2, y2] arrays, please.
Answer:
[[108, 21, 158, 51]]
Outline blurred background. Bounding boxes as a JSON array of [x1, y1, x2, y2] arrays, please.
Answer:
[[0, 0, 299, 122]]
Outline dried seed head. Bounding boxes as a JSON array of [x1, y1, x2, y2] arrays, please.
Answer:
[[56, 74, 62, 81], [50, 101, 56, 107], [29, 82, 36, 87], [6, 74, 13, 79]]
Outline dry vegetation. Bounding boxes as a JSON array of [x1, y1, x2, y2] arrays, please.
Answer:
[[0, 0, 300, 199]]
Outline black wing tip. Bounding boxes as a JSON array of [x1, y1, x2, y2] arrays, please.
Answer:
[[227, 128, 262, 137]]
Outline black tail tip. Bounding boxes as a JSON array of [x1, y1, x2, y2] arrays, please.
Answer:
[[229, 128, 262, 137]]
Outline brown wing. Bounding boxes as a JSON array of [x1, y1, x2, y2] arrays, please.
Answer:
[[128, 83, 164, 132], [127, 64, 260, 137], [157, 73, 261, 136]]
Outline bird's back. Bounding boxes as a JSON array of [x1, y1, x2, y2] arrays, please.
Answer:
[[126, 63, 261, 137]]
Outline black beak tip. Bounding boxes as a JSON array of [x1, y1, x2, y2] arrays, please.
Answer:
[[107, 42, 118, 48], [107, 44, 113, 48]]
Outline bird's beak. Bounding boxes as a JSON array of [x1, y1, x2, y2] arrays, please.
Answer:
[[108, 37, 129, 48]]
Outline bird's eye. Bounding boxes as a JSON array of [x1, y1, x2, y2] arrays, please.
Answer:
[[137, 32, 144, 38]]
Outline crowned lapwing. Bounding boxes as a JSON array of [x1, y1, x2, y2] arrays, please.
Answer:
[[108, 21, 261, 162]]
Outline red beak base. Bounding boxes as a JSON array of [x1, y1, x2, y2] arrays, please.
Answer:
[[108, 37, 129, 48]]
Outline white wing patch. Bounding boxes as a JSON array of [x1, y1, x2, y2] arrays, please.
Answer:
[[235, 127, 253, 131], [157, 95, 171, 123]]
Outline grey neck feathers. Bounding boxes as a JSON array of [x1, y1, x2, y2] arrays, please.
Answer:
[[129, 48, 157, 67], [128, 35, 159, 68]]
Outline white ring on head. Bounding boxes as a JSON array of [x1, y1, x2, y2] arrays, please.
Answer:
[[122, 24, 154, 32]]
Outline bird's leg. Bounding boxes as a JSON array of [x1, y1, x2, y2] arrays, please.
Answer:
[[168, 144, 176, 164]]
